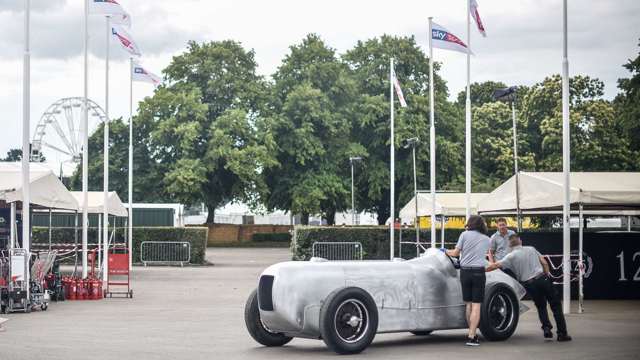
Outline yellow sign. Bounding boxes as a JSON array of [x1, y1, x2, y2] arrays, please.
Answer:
[[417, 216, 537, 229]]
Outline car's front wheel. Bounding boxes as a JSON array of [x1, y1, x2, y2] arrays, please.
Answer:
[[479, 284, 519, 341], [320, 287, 378, 355], [244, 289, 293, 347]]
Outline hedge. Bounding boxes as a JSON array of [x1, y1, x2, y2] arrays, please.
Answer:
[[292, 226, 465, 261], [31, 226, 208, 265], [251, 232, 291, 242]]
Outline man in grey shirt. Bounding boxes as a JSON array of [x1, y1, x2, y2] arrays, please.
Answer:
[[487, 233, 572, 342], [488, 217, 515, 262]]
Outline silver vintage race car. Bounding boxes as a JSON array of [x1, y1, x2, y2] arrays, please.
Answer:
[[244, 248, 528, 354]]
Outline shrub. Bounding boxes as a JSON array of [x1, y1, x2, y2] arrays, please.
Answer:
[[32, 226, 208, 265], [292, 226, 465, 260], [252, 232, 291, 242]]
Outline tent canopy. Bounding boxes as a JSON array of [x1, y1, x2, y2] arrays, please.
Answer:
[[0, 162, 79, 210], [478, 172, 640, 213], [70, 191, 128, 217], [399, 192, 489, 219]]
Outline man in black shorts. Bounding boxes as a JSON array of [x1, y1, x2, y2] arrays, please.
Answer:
[[444, 215, 490, 346]]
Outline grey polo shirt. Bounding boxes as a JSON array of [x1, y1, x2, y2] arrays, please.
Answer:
[[456, 230, 491, 268], [499, 245, 544, 282], [490, 229, 515, 261]]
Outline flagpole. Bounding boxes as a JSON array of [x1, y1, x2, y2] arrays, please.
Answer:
[[22, 0, 31, 298], [82, 0, 89, 279], [561, 0, 571, 314], [428, 18, 436, 249], [465, 0, 472, 221], [128, 57, 134, 271], [389, 57, 395, 260], [103, 15, 110, 283]]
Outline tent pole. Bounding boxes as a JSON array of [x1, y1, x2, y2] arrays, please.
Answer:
[[98, 214, 102, 275], [48, 209, 52, 251], [578, 203, 584, 314], [561, 0, 571, 314], [73, 211, 78, 277], [10, 203, 16, 250], [440, 216, 445, 248], [628, 216, 632, 232]]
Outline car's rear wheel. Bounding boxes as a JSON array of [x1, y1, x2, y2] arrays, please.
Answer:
[[320, 287, 378, 355], [479, 284, 519, 341], [244, 289, 292, 347]]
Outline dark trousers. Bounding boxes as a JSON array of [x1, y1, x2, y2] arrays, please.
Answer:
[[523, 275, 568, 335]]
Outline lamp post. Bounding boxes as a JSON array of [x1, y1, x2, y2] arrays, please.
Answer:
[[493, 86, 521, 231], [349, 156, 362, 225], [404, 137, 420, 253]]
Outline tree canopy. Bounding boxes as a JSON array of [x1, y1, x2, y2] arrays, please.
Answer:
[[71, 35, 640, 224]]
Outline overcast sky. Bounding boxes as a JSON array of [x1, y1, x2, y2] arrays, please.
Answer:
[[1, 0, 639, 163]]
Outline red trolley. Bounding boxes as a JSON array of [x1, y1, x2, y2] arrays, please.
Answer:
[[104, 245, 133, 298]]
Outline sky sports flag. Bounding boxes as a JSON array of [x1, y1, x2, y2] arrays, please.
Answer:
[[431, 22, 473, 55], [392, 69, 408, 108], [470, 0, 486, 37], [89, 0, 128, 16], [132, 62, 161, 86], [111, 25, 142, 57]]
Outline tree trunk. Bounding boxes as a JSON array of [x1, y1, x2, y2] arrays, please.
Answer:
[[301, 212, 310, 225], [376, 208, 390, 225], [206, 206, 215, 224], [324, 208, 336, 226]]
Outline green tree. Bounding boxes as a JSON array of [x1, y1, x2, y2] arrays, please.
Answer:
[[471, 102, 536, 191], [456, 81, 507, 107], [521, 75, 637, 171], [1, 148, 25, 161], [615, 39, 640, 152], [343, 35, 463, 224], [264, 34, 361, 225]]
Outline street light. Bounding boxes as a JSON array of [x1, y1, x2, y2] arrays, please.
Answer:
[[403, 137, 419, 254], [349, 156, 363, 225], [493, 86, 522, 231]]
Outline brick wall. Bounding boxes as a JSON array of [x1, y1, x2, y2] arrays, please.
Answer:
[[200, 224, 293, 245]]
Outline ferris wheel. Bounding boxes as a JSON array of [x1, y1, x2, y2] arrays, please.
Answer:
[[31, 97, 107, 164]]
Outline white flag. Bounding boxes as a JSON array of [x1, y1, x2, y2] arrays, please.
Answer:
[[111, 25, 142, 57], [431, 22, 473, 55], [89, 0, 127, 16], [132, 61, 161, 86], [470, 0, 487, 37], [392, 69, 408, 108], [111, 12, 132, 28]]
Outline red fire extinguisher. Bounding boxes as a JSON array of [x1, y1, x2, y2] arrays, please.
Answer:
[[68, 278, 77, 301], [90, 278, 100, 300]]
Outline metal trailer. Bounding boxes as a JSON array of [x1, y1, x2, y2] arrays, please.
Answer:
[[104, 245, 133, 298]]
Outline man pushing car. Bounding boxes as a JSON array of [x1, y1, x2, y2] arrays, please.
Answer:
[[486, 233, 572, 342]]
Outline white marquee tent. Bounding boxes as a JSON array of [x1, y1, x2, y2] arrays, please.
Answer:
[[478, 172, 640, 213], [399, 192, 489, 220], [0, 162, 78, 210], [70, 191, 128, 217]]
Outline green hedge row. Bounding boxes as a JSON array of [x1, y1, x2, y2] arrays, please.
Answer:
[[292, 226, 465, 261], [31, 226, 208, 265], [251, 232, 291, 242]]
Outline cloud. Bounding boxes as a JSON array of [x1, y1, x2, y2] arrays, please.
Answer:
[[0, 0, 204, 61], [0, 0, 67, 13]]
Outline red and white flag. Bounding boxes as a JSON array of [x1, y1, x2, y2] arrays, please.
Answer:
[[392, 69, 408, 108], [111, 25, 141, 57], [132, 61, 161, 86], [89, 0, 127, 16], [470, 0, 486, 37]]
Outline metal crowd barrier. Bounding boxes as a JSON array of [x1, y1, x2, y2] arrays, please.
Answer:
[[140, 241, 191, 266], [312, 242, 363, 261]]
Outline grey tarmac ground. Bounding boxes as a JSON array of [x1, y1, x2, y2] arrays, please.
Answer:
[[1, 247, 639, 360]]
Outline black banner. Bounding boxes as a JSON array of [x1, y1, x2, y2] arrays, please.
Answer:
[[521, 231, 640, 300]]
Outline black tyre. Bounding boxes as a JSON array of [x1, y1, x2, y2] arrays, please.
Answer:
[[319, 287, 378, 355], [244, 289, 292, 347], [410, 330, 433, 336], [479, 284, 519, 341]]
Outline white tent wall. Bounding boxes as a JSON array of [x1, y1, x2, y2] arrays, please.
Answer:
[[399, 192, 489, 221]]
